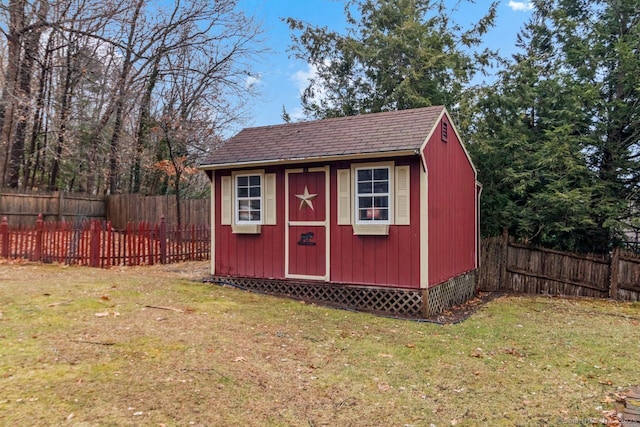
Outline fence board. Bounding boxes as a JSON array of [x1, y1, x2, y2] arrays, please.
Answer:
[[106, 194, 210, 229], [1, 189, 210, 228], [477, 236, 503, 291], [479, 231, 640, 302], [619, 251, 640, 295], [0, 190, 105, 225]]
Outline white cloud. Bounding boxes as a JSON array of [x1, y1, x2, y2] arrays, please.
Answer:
[[291, 63, 318, 95], [289, 107, 306, 121], [245, 74, 261, 90], [507, 1, 533, 11]]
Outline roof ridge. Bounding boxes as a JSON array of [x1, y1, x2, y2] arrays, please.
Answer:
[[242, 105, 445, 131]]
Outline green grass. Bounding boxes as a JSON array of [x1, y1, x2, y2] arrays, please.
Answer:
[[0, 261, 638, 426]]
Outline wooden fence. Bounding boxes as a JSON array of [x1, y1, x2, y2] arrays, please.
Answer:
[[106, 194, 210, 229], [478, 231, 640, 301], [0, 189, 210, 228], [0, 215, 210, 267], [0, 190, 104, 226]]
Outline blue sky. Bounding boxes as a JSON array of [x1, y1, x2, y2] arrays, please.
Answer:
[[238, 0, 535, 128]]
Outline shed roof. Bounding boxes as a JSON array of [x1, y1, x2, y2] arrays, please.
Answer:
[[200, 106, 446, 168]]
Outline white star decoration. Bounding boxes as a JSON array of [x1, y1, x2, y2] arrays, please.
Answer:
[[295, 185, 318, 211]]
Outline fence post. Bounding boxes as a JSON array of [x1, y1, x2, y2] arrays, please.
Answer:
[[106, 221, 112, 268], [499, 228, 509, 289], [609, 247, 620, 299], [159, 216, 167, 264], [35, 214, 44, 261], [190, 223, 195, 261], [1, 217, 8, 258], [146, 222, 153, 265], [57, 191, 64, 222], [89, 220, 101, 267]]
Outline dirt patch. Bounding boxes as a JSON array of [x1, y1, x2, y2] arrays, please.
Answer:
[[424, 291, 503, 324]]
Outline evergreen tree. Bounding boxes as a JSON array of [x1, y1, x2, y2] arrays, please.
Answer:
[[287, 0, 497, 118], [541, 0, 640, 249], [464, 0, 639, 253]]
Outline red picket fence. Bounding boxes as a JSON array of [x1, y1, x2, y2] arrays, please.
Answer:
[[0, 215, 210, 267]]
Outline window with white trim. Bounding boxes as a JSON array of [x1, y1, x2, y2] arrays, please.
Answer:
[[355, 166, 390, 223], [235, 174, 262, 223], [337, 162, 409, 235]]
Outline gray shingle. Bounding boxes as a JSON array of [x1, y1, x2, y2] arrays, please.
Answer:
[[200, 106, 445, 167]]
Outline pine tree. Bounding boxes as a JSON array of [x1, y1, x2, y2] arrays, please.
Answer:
[[287, 0, 497, 118], [463, 12, 601, 252], [464, 0, 639, 253]]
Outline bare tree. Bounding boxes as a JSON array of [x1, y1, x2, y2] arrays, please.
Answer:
[[149, 1, 261, 224], [0, 0, 261, 199]]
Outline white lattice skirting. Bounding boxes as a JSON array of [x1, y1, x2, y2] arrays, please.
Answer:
[[425, 271, 477, 316], [206, 271, 477, 319]]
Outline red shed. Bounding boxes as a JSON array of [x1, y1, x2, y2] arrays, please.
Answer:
[[200, 106, 480, 317]]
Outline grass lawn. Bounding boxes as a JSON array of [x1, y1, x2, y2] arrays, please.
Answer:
[[0, 260, 638, 426]]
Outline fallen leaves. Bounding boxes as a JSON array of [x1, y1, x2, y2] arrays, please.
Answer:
[[470, 348, 484, 358], [377, 383, 391, 392], [502, 347, 526, 357], [468, 347, 527, 358], [601, 409, 621, 426]]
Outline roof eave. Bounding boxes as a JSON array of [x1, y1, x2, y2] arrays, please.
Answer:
[[199, 150, 418, 171]]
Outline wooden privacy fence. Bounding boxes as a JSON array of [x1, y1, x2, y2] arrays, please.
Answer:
[[0, 190, 105, 226], [0, 189, 210, 228], [0, 215, 210, 268], [106, 194, 210, 229], [478, 231, 640, 301]]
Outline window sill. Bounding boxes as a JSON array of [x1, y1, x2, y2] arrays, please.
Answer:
[[352, 223, 389, 236], [232, 224, 261, 234]]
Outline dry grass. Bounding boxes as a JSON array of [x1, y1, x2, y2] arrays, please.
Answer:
[[1, 260, 639, 426]]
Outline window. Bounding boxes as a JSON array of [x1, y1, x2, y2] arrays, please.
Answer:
[[236, 174, 261, 223], [338, 162, 409, 235], [222, 171, 275, 233], [355, 166, 390, 223]]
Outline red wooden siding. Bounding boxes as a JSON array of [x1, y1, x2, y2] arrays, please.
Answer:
[[423, 118, 477, 286], [214, 170, 286, 278], [288, 225, 326, 276], [329, 160, 422, 288], [288, 171, 326, 222]]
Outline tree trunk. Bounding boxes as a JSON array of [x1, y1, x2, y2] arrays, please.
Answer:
[[131, 51, 162, 193], [7, 0, 48, 188], [49, 38, 74, 191], [107, 0, 144, 195], [24, 28, 53, 189], [0, 0, 25, 186]]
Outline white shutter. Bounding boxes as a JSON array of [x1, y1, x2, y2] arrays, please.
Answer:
[[264, 173, 276, 225], [395, 165, 410, 225], [221, 176, 232, 225], [337, 169, 351, 225]]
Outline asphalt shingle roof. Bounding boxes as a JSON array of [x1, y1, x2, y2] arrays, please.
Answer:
[[200, 106, 445, 168]]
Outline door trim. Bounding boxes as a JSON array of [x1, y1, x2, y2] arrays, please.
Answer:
[[285, 167, 330, 281]]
